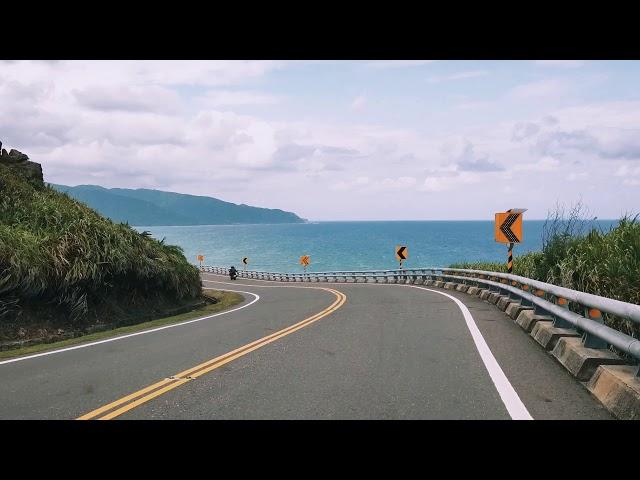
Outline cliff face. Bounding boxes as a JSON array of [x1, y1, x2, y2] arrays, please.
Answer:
[[0, 141, 43, 185]]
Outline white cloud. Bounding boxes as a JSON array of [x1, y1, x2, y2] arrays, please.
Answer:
[[615, 164, 640, 177], [73, 85, 183, 114], [197, 90, 280, 107], [568, 172, 588, 181], [534, 60, 585, 68], [350, 94, 367, 111], [419, 171, 481, 192], [508, 79, 569, 100], [330, 176, 417, 192], [514, 156, 560, 172], [428, 70, 488, 83], [374, 176, 417, 190], [330, 176, 370, 191], [1, 60, 638, 220], [365, 60, 435, 69], [454, 100, 493, 110], [0, 60, 285, 90]]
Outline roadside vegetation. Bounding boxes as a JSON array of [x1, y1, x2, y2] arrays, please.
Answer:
[[0, 158, 204, 344], [450, 203, 640, 339]]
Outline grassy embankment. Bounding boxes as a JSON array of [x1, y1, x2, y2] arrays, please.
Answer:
[[450, 207, 640, 340], [0, 156, 241, 350], [0, 289, 243, 360]]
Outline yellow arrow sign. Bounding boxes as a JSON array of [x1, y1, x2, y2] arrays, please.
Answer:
[[495, 210, 524, 244], [299, 255, 310, 266], [242, 257, 248, 265], [196, 255, 204, 262], [395, 245, 408, 262]]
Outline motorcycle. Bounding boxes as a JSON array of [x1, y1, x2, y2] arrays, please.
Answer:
[[229, 267, 238, 280]]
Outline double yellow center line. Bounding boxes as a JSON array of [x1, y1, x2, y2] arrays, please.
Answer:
[[77, 288, 346, 420]]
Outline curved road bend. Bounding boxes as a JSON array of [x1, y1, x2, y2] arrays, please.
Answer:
[[0, 273, 612, 419]]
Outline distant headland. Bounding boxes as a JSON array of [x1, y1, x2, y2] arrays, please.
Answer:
[[51, 184, 307, 226]]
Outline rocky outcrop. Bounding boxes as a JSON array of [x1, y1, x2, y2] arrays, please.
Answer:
[[0, 141, 44, 185]]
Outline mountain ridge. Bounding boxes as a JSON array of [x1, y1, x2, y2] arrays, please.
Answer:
[[50, 184, 306, 226]]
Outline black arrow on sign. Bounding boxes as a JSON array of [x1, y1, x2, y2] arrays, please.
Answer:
[[500, 213, 520, 243], [242, 257, 248, 264], [397, 246, 407, 260]]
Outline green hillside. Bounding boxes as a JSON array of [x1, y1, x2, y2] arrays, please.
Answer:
[[52, 184, 306, 226], [0, 150, 202, 341], [52, 184, 193, 225]]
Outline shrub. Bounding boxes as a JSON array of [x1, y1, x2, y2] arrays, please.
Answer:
[[450, 204, 640, 340], [0, 162, 201, 330]]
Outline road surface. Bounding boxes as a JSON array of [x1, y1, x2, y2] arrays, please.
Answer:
[[0, 273, 612, 419]]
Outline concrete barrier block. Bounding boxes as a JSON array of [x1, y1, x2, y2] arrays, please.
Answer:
[[434, 281, 444, 288], [466, 286, 479, 295], [531, 322, 580, 351], [444, 282, 457, 290], [488, 292, 505, 305], [551, 337, 627, 381], [423, 279, 434, 286], [515, 310, 553, 333], [587, 365, 640, 420], [496, 296, 512, 311], [479, 290, 492, 300], [506, 303, 533, 320], [455, 284, 469, 292]]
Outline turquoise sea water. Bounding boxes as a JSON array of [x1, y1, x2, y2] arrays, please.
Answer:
[[135, 220, 618, 273]]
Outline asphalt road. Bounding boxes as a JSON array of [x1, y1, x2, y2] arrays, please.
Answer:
[[0, 273, 612, 419]]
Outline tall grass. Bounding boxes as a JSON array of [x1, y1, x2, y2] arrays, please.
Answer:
[[0, 163, 201, 333], [451, 204, 640, 339]]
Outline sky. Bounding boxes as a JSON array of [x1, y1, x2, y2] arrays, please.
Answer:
[[1, 60, 639, 221]]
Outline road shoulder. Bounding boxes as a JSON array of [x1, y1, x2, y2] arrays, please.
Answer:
[[438, 288, 613, 419]]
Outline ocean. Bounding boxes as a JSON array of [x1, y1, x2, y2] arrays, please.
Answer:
[[134, 220, 618, 273]]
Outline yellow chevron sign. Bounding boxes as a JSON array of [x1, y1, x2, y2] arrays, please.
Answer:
[[495, 210, 524, 244], [300, 255, 310, 266], [395, 245, 408, 262]]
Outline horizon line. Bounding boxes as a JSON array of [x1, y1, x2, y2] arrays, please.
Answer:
[[131, 218, 620, 227]]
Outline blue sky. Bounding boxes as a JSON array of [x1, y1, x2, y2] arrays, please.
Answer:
[[1, 60, 639, 220]]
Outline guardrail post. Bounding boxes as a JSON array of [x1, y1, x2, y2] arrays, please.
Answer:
[[508, 281, 519, 300], [582, 308, 608, 349], [520, 284, 532, 306], [533, 289, 547, 314], [500, 278, 509, 296], [553, 297, 572, 329], [487, 276, 497, 293]]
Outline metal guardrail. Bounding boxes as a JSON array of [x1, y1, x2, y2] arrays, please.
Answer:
[[201, 265, 640, 371]]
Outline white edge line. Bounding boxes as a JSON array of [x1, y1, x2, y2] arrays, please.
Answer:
[[204, 274, 532, 420], [0, 289, 260, 366], [408, 285, 533, 420]]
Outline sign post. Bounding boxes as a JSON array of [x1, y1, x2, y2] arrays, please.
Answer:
[[242, 257, 249, 271], [494, 208, 527, 273], [196, 254, 204, 270]]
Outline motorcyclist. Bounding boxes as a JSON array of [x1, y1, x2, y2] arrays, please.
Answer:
[[229, 265, 238, 280]]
